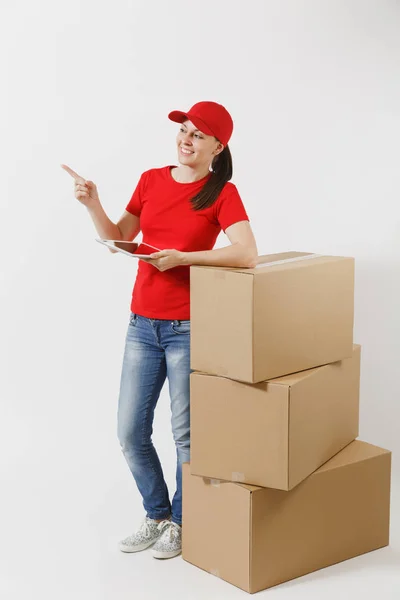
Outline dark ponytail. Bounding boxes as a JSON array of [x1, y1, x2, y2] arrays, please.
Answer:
[[190, 143, 233, 211]]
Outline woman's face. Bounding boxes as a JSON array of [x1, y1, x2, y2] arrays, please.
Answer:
[[176, 119, 223, 168]]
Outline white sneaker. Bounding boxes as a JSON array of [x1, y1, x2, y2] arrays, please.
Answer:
[[150, 520, 182, 559], [118, 516, 170, 553]]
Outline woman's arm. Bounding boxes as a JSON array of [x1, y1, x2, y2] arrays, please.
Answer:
[[86, 203, 123, 240], [87, 208, 141, 253], [182, 221, 258, 268], [148, 221, 258, 271], [182, 243, 256, 268]]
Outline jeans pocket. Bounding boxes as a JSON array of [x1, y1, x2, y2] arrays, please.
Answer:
[[171, 320, 191, 335], [129, 313, 138, 327]]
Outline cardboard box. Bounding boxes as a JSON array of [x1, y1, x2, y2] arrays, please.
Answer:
[[182, 440, 391, 594], [190, 344, 361, 490], [190, 251, 354, 383]]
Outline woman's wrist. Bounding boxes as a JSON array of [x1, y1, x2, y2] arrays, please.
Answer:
[[181, 252, 191, 266]]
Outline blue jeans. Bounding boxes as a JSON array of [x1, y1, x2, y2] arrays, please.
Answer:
[[117, 312, 191, 526]]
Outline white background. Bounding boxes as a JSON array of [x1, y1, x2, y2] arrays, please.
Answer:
[[1, 0, 399, 598]]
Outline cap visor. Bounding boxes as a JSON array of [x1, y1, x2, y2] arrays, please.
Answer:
[[168, 110, 215, 137], [168, 110, 188, 123]]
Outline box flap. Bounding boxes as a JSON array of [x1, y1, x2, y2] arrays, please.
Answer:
[[251, 253, 353, 276], [271, 344, 361, 387], [315, 439, 390, 473], [194, 343, 360, 388], [189, 251, 315, 275]]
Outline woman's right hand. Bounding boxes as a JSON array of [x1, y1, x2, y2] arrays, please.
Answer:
[[61, 164, 100, 208]]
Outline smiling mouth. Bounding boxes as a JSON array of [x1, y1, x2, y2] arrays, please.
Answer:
[[180, 147, 194, 155]]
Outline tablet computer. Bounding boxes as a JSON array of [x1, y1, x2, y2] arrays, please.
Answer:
[[96, 239, 161, 259]]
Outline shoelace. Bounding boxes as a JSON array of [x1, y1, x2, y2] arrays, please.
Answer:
[[127, 517, 155, 541], [157, 520, 181, 542]]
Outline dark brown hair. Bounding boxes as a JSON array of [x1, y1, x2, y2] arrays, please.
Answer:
[[190, 143, 233, 211]]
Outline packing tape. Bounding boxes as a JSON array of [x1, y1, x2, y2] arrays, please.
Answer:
[[232, 471, 245, 482], [210, 568, 220, 578], [210, 478, 221, 487], [254, 253, 324, 269]]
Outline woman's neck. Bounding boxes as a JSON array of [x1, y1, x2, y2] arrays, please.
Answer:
[[171, 165, 210, 183]]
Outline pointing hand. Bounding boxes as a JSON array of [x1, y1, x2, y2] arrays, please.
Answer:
[[61, 164, 100, 208]]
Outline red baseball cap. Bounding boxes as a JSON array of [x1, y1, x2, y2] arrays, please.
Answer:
[[168, 101, 234, 147]]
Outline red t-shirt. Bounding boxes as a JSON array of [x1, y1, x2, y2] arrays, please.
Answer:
[[125, 165, 250, 320]]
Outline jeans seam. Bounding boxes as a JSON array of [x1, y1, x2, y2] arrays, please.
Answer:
[[141, 363, 170, 501], [170, 324, 191, 335]]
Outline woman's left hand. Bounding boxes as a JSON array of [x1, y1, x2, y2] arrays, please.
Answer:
[[146, 249, 187, 271]]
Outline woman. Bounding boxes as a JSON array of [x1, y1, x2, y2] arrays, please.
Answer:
[[61, 101, 258, 560]]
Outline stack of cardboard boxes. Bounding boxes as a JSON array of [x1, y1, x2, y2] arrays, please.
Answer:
[[182, 251, 391, 594]]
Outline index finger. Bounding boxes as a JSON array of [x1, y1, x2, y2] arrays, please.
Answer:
[[60, 164, 86, 184]]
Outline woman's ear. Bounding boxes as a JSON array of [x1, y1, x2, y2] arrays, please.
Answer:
[[213, 142, 224, 155]]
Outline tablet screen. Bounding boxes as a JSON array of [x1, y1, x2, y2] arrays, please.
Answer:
[[111, 241, 158, 256]]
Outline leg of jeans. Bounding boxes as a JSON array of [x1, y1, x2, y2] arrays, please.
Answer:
[[117, 314, 171, 521], [163, 320, 191, 526]]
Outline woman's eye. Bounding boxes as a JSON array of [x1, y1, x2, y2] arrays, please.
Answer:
[[179, 128, 202, 139]]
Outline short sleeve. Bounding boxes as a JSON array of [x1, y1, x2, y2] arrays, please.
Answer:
[[125, 171, 149, 217], [215, 184, 250, 233]]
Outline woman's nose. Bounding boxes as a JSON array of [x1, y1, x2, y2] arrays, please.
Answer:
[[181, 133, 192, 144]]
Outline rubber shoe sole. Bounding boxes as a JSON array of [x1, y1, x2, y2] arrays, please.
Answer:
[[119, 536, 160, 553], [151, 547, 182, 559]]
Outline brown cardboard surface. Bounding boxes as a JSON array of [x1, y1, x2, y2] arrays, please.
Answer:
[[190, 345, 360, 489], [288, 344, 361, 488], [182, 440, 391, 594], [182, 468, 251, 591], [190, 252, 354, 383]]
